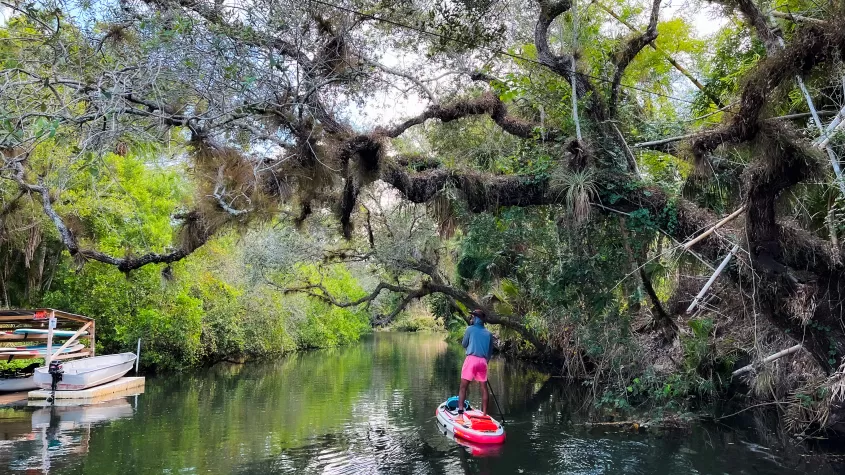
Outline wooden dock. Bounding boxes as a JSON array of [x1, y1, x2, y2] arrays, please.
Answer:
[[0, 377, 146, 407], [0, 391, 29, 407], [28, 377, 145, 403]]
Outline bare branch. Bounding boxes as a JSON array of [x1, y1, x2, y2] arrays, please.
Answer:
[[534, 0, 575, 77], [378, 92, 543, 139], [771, 10, 829, 26], [364, 58, 438, 105], [732, 344, 804, 377], [212, 184, 252, 216], [609, 0, 661, 117], [281, 281, 414, 308], [372, 292, 424, 326]]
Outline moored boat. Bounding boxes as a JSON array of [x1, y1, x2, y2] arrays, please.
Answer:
[[435, 397, 505, 445], [34, 353, 137, 391], [0, 376, 37, 392], [0, 362, 40, 392]]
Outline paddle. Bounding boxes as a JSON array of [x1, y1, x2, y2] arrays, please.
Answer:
[[486, 379, 506, 424]]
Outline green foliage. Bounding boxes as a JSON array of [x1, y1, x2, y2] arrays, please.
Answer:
[[427, 293, 453, 320], [619, 369, 715, 406], [58, 150, 190, 253], [682, 318, 715, 371], [638, 150, 692, 191], [692, 25, 766, 115], [43, 261, 203, 369], [421, 114, 524, 173], [390, 303, 443, 332], [13, 150, 372, 370], [291, 264, 371, 349], [603, 317, 728, 415]]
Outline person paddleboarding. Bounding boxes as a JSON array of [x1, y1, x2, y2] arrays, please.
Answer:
[[456, 308, 493, 422]]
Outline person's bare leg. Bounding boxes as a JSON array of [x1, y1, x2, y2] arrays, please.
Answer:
[[457, 378, 470, 420], [480, 380, 489, 415]]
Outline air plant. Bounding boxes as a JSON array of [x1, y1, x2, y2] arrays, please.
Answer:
[[551, 168, 598, 225]]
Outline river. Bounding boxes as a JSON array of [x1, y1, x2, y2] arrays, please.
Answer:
[[0, 332, 841, 474]]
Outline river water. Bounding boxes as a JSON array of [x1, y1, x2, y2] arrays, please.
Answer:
[[0, 332, 841, 474]]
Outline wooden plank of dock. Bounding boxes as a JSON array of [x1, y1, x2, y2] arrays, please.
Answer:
[[0, 391, 28, 407]]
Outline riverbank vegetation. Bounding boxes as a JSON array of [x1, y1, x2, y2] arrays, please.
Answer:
[[1, 149, 371, 369], [2, 0, 845, 436]]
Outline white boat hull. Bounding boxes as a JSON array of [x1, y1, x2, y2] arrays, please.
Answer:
[[34, 353, 136, 391], [0, 375, 37, 392]]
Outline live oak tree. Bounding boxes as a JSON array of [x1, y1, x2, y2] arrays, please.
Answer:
[[3, 0, 845, 430]]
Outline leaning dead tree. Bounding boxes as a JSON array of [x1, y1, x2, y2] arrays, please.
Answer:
[[2, 1, 845, 373]]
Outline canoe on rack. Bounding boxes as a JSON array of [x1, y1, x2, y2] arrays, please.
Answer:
[[0, 309, 95, 350], [0, 344, 83, 352], [14, 329, 89, 337], [0, 308, 97, 391], [0, 344, 85, 358]]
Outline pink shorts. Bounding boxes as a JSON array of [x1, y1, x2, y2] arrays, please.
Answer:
[[461, 355, 488, 382]]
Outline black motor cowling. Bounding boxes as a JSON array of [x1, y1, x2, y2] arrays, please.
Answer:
[[48, 361, 63, 378], [47, 361, 63, 403]]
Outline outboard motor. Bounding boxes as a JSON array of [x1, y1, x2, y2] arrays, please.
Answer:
[[47, 361, 63, 404]]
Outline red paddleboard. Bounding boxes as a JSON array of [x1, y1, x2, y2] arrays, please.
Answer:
[[436, 399, 505, 445]]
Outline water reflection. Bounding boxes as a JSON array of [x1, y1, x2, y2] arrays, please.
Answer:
[[0, 395, 137, 474], [0, 333, 841, 474]]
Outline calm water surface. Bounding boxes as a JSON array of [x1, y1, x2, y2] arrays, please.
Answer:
[[0, 332, 841, 474]]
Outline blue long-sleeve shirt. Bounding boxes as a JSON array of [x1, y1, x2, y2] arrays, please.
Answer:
[[462, 319, 492, 360]]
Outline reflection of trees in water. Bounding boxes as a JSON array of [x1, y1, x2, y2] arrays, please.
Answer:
[[232, 421, 458, 475], [1, 334, 842, 474], [63, 333, 455, 474], [69, 345, 378, 473]]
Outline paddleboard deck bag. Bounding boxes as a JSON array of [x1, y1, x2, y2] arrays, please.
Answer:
[[445, 396, 470, 411], [436, 397, 505, 445]]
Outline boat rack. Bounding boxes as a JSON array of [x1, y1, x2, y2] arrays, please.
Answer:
[[0, 308, 95, 363]]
